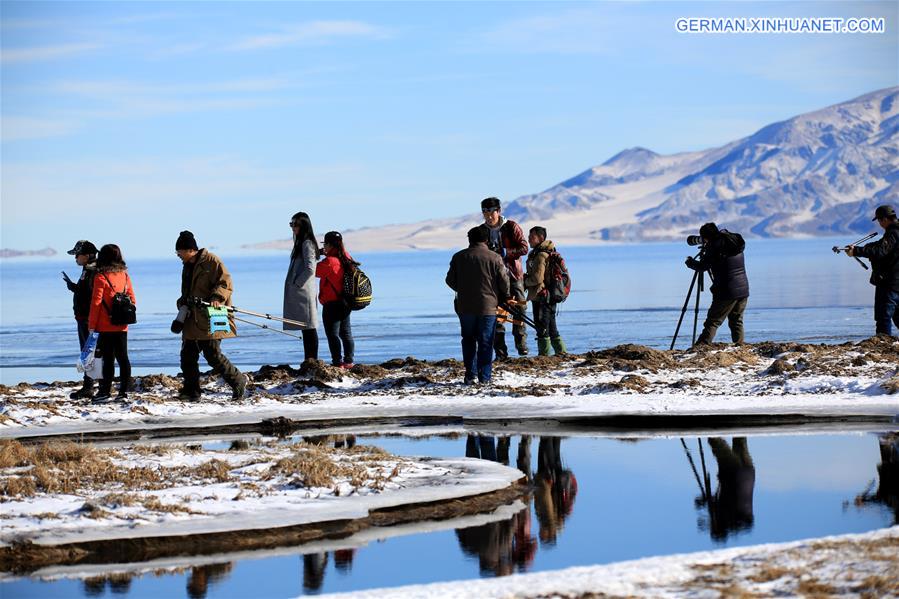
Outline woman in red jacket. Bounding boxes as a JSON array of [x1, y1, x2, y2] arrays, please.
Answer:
[[315, 231, 357, 368], [88, 244, 137, 401]]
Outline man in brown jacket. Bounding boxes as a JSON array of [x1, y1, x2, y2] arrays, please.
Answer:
[[479, 197, 529, 358], [172, 230, 247, 400], [446, 226, 510, 384], [524, 226, 567, 356]]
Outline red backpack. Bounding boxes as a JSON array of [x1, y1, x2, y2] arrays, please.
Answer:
[[543, 249, 571, 304]]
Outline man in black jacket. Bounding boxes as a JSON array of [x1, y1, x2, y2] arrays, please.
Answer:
[[848, 205, 899, 336], [685, 223, 750, 345], [62, 240, 99, 399], [446, 226, 510, 384]]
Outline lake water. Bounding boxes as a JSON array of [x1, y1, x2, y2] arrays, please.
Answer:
[[3, 430, 896, 598], [0, 238, 881, 385]]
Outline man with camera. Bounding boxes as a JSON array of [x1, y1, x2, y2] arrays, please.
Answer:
[[847, 205, 899, 336], [685, 223, 749, 345], [478, 197, 529, 358], [172, 230, 247, 401]]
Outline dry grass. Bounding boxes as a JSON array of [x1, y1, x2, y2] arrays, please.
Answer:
[[747, 564, 791, 583], [796, 578, 838, 596]]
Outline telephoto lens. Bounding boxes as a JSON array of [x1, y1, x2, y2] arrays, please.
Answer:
[[686, 235, 704, 246]]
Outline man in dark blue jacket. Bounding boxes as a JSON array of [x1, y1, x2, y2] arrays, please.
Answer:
[[848, 205, 899, 336], [63, 240, 98, 399], [685, 223, 750, 345]]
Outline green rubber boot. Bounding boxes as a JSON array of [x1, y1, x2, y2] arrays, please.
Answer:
[[551, 336, 567, 356], [537, 337, 553, 356]]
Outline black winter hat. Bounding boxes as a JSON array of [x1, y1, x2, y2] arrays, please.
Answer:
[[873, 205, 897, 221], [481, 197, 501, 211], [67, 240, 98, 256], [176, 230, 199, 251], [699, 222, 719, 239]]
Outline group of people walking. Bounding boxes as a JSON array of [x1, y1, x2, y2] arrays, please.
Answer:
[[64, 201, 899, 399], [64, 216, 360, 402]]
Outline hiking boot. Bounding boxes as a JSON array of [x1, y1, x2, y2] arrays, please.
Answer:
[[340, 363, 355, 370], [550, 336, 567, 356], [177, 387, 201, 401], [231, 374, 248, 400], [69, 380, 95, 400], [537, 337, 552, 356], [92, 388, 113, 404], [463, 374, 477, 385], [515, 339, 529, 356], [117, 377, 131, 400]]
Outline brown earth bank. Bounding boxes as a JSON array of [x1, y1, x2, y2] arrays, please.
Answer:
[[0, 479, 526, 573]]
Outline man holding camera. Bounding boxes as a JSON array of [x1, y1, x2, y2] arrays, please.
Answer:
[[685, 223, 749, 345], [478, 197, 529, 358], [63, 240, 99, 399], [847, 205, 899, 336], [172, 230, 247, 401]]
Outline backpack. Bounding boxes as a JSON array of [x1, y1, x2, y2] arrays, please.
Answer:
[[342, 266, 373, 310], [102, 273, 137, 325], [542, 249, 571, 304]]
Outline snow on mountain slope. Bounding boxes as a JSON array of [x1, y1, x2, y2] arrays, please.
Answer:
[[246, 87, 899, 252]]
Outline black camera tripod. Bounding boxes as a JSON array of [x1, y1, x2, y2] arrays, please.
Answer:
[[670, 249, 706, 350]]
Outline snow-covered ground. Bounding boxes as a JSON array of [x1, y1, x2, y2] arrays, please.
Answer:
[[324, 526, 899, 598], [1, 341, 896, 439], [0, 439, 522, 549]]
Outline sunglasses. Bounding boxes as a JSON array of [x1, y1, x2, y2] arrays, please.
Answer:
[[289, 222, 300, 227]]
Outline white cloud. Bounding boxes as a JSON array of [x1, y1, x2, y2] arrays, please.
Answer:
[[0, 116, 79, 142], [232, 20, 391, 51], [0, 43, 99, 64]]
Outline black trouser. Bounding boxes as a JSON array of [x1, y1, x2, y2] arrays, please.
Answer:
[[322, 301, 354, 365], [532, 299, 559, 340], [77, 320, 93, 385], [98, 331, 130, 393], [302, 329, 319, 362], [180, 339, 242, 391]]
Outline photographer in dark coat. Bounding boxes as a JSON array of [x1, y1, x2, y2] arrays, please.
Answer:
[[685, 223, 749, 345], [848, 205, 899, 336]]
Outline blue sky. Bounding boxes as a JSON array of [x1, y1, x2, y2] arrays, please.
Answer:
[[2, 1, 897, 257]]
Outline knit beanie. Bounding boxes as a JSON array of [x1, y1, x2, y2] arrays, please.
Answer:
[[176, 230, 199, 251]]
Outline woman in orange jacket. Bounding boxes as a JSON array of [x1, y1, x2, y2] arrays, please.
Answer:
[[88, 244, 137, 401], [315, 231, 357, 368]]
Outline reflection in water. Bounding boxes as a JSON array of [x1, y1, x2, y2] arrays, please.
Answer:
[[186, 563, 233, 599], [83, 573, 132, 596], [302, 553, 329, 592], [853, 433, 899, 524], [457, 435, 576, 576], [683, 437, 756, 541]]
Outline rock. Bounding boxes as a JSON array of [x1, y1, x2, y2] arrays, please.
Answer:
[[766, 358, 794, 375]]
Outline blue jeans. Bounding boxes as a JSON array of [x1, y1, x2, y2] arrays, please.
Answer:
[[874, 286, 899, 336], [322, 301, 354, 365], [459, 314, 496, 382]]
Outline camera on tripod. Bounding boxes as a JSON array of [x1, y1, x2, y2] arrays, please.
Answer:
[[686, 235, 705, 247]]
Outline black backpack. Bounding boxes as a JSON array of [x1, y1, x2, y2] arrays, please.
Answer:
[[102, 273, 137, 325], [343, 266, 373, 310]]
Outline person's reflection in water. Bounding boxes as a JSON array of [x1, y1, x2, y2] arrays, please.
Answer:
[[465, 434, 497, 461], [455, 505, 536, 576], [82, 573, 133, 596], [534, 437, 578, 546], [517, 435, 533, 483], [854, 433, 898, 524], [186, 563, 234, 599], [497, 436, 510, 465], [705, 437, 755, 541], [334, 548, 357, 573], [302, 552, 329, 592]]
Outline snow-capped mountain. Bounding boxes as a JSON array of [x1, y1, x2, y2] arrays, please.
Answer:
[[248, 87, 899, 252]]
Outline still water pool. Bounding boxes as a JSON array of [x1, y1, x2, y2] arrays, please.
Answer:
[[4, 430, 896, 598]]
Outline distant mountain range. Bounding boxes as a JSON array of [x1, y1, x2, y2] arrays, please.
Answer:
[[0, 247, 57, 259], [248, 87, 899, 252]]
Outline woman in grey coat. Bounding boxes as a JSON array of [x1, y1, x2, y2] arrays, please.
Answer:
[[284, 212, 320, 363]]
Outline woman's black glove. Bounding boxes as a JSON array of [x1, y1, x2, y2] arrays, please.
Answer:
[[170, 319, 184, 334]]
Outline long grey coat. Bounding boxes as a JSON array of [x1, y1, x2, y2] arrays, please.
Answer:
[[283, 239, 318, 331]]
